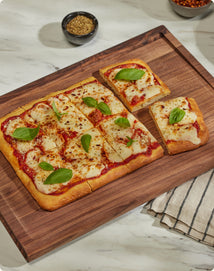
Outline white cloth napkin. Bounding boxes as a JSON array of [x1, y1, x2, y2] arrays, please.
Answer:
[[145, 169, 214, 247]]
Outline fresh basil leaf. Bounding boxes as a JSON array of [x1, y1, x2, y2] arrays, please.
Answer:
[[114, 68, 145, 81], [169, 107, 185, 124], [39, 161, 54, 171], [12, 125, 40, 141], [126, 136, 135, 147], [81, 134, 91, 153], [114, 117, 130, 128], [82, 97, 98, 108], [52, 101, 68, 121], [97, 102, 112, 115], [44, 168, 73, 184]]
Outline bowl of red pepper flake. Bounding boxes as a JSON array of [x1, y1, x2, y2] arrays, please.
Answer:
[[62, 11, 98, 45], [169, 0, 212, 17]]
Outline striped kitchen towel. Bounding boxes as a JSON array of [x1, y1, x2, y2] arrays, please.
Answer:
[[145, 169, 214, 247]]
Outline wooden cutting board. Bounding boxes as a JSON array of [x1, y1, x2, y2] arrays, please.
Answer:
[[0, 25, 213, 262]]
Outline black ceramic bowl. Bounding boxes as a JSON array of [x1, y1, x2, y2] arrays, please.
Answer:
[[61, 11, 98, 45], [169, 0, 212, 17]]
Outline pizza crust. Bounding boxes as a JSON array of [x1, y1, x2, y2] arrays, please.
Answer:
[[99, 59, 171, 112], [149, 97, 209, 155], [125, 145, 164, 172], [0, 107, 25, 176], [16, 168, 92, 211], [87, 163, 130, 191]]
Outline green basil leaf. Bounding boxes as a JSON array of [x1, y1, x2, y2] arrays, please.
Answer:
[[81, 134, 92, 153], [126, 136, 135, 147], [114, 117, 131, 128], [97, 102, 112, 115], [114, 68, 145, 81], [169, 107, 185, 124], [39, 161, 54, 171], [12, 124, 40, 141], [44, 168, 73, 184], [82, 97, 98, 108], [52, 101, 68, 121]]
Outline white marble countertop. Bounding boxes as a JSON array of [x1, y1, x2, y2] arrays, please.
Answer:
[[0, 0, 214, 270]]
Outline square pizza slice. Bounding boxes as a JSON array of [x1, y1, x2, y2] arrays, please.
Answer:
[[65, 77, 127, 126], [99, 59, 171, 112], [62, 127, 130, 191], [98, 111, 164, 172], [149, 97, 209, 155]]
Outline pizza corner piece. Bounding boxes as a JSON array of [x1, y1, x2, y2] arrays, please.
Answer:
[[149, 97, 209, 155], [99, 59, 171, 112]]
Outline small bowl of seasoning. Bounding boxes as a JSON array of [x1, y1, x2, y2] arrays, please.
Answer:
[[169, 0, 212, 17], [62, 11, 98, 45]]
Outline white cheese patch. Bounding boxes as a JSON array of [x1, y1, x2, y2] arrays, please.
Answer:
[[46, 129, 65, 150], [16, 140, 35, 154], [26, 103, 56, 125], [103, 141, 123, 163], [107, 67, 163, 105], [67, 81, 113, 104], [151, 97, 200, 145], [71, 159, 105, 179], [41, 135, 57, 152], [75, 94, 125, 118], [25, 148, 42, 171], [35, 156, 80, 194], [5, 117, 25, 136], [34, 170, 71, 194], [55, 102, 93, 134]]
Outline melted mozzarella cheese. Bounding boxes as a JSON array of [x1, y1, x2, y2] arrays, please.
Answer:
[[41, 135, 58, 152], [151, 97, 200, 145], [64, 128, 104, 161], [71, 159, 105, 179], [16, 141, 35, 154], [76, 94, 125, 117], [54, 100, 93, 134], [28, 103, 55, 124], [103, 141, 123, 163], [108, 68, 162, 105], [142, 85, 161, 100], [25, 148, 42, 171], [5, 117, 25, 136], [67, 81, 113, 104], [34, 170, 71, 194], [100, 113, 155, 159], [34, 155, 80, 194]]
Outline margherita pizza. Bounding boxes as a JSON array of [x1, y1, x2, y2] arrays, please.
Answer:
[[0, 77, 163, 210], [99, 59, 171, 112], [149, 97, 209, 155]]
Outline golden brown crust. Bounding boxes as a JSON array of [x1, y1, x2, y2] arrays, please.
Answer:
[[149, 97, 209, 155], [87, 163, 130, 191], [21, 77, 98, 111], [125, 145, 164, 171], [0, 108, 25, 177], [16, 168, 92, 211], [99, 59, 170, 112]]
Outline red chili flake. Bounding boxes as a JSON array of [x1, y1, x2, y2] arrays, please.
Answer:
[[172, 0, 211, 7]]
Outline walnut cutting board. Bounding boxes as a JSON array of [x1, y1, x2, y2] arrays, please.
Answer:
[[0, 25, 214, 262]]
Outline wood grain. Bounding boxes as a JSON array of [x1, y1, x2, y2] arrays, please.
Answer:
[[0, 25, 214, 262]]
